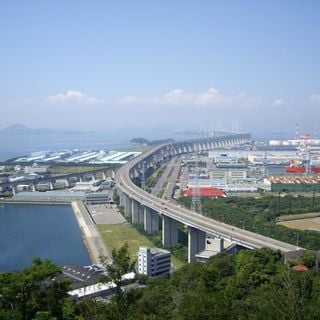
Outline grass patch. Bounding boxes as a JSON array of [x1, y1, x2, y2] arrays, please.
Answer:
[[97, 224, 154, 260], [97, 223, 185, 269]]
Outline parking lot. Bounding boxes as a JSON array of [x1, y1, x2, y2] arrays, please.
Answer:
[[87, 204, 126, 224]]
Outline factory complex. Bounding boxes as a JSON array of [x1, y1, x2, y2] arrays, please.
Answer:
[[13, 149, 141, 164]]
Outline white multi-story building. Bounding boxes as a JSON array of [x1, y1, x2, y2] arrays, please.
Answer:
[[138, 247, 171, 277]]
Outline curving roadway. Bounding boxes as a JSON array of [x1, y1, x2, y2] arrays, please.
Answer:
[[116, 143, 303, 253]]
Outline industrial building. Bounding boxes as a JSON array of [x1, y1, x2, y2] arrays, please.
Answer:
[[209, 153, 239, 164], [85, 192, 110, 205], [70, 180, 102, 192], [209, 168, 247, 181], [183, 187, 226, 198], [14, 149, 141, 165], [138, 247, 171, 277], [24, 163, 48, 174], [68, 272, 135, 300], [265, 175, 320, 192], [13, 190, 87, 202]]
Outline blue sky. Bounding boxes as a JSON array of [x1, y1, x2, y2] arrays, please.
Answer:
[[1, 0, 320, 134]]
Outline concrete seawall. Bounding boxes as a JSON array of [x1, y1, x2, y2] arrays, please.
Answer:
[[71, 201, 111, 265], [0, 200, 70, 205]]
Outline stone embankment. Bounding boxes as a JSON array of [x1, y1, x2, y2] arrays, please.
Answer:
[[71, 201, 111, 264]]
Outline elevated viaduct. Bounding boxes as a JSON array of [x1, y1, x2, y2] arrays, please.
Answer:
[[116, 134, 303, 262]]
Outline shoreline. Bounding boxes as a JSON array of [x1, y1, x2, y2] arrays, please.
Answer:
[[71, 201, 111, 265], [0, 199, 112, 266], [0, 199, 70, 205]]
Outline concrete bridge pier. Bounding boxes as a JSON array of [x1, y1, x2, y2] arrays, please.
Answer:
[[31, 184, 36, 192], [118, 189, 125, 207], [138, 204, 144, 224], [131, 200, 140, 224], [123, 195, 132, 217], [12, 186, 16, 195], [91, 174, 95, 181], [162, 215, 179, 246], [49, 182, 54, 190], [188, 227, 206, 263], [144, 207, 160, 233], [65, 179, 70, 188], [102, 172, 107, 180]]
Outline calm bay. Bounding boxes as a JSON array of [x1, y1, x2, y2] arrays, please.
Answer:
[[0, 204, 91, 272]]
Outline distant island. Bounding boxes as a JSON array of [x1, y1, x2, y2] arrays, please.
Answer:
[[0, 124, 92, 135], [130, 137, 175, 146]]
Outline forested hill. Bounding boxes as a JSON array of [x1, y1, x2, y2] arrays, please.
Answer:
[[1, 248, 319, 319], [130, 137, 175, 146], [124, 248, 319, 320]]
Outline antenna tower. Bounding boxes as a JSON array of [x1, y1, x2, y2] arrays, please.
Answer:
[[262, 152, 269, 179], [300, 134, 312, 175], [191, 156, 202, 214]]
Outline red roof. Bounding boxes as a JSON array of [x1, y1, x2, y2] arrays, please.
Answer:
[[292, 264, 309, 272], [183, 187, 226, 198]]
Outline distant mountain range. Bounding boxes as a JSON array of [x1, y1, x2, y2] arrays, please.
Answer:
[[0, 124, 92, 135]]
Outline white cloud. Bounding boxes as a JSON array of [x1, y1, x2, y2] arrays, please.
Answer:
[[272, 98, 284, 106], [45, 90, 106, 104], [23, 87, 263, 109], [310, 94, 320, 103], [120, 87, 262, 108]]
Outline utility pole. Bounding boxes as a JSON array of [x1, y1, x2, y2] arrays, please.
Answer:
[[141, 161, 146, 190], [191, 156, 202, 214]]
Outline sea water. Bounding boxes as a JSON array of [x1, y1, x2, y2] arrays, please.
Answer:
[[0, 204, 91, 272]]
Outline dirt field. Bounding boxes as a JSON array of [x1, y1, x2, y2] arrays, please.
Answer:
[[278, 217, 320, 232]]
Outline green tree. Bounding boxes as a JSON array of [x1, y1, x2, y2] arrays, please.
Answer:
[[103, 243, 135, 320], [0, 258, 70, 320]]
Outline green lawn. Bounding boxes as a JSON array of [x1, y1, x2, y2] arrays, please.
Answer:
[[97, 223, 185, 269]]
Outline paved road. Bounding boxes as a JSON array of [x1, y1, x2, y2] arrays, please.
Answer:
[[151, 157, 180, 199], [162, 159, 181, 200], [116, 144, 303, 253]]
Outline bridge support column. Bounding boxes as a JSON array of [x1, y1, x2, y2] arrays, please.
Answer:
[[79, 176, 83, 182], [111, 170, 115, 179], [31, 184, 36, 192], [188, 227, 206, 263], [49, 182, 54, 190], [12, 187, 16, 195], [144, 207, 159, 233], [162, 215, 179, 246], [131, 200, 140, 224], [102, 172, 107, 180], [65, 179, 70, 188], [138, 204, 144, 224], [91, 174, 95, 181], [118, 190, 125, 207], [123, 195, 132, 217]]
